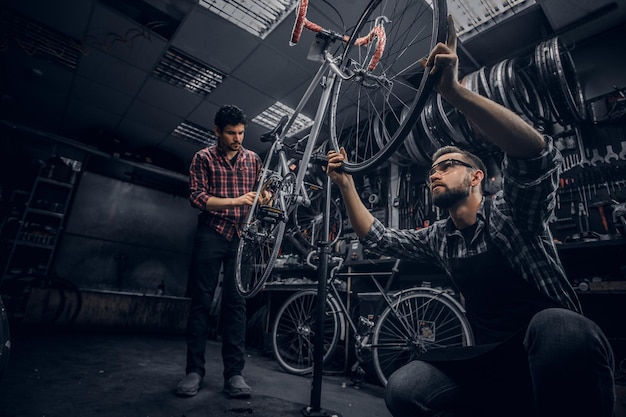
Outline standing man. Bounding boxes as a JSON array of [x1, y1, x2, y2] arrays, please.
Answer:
[[325, 17, 615, 417], [177, 104, 262, 398]]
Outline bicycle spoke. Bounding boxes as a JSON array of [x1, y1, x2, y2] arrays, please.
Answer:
[[272, 291, 340, 375], [235, 217, 286, 299], [330, 0, 448, 173], [372, 291, 473, 386]]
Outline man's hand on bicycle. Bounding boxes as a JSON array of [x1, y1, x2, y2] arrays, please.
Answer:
[[236, 191, 271, 207], [325, 147, 352, 188], [420, 15, 459, 98], [258, 190, 272, 205]]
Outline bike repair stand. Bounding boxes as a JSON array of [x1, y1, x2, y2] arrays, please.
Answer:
[[302, 175, 342, 417]]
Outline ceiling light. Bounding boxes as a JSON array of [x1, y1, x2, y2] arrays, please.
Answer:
[[426, 0, 536, 40], [252, 102, 314, 137], [154, 48, 226, 96], [198, 0, 298, 39], [1, 7, 82, 70], [172, 121, 217, 146]]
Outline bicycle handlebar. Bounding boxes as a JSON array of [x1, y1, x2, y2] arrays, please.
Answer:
[[290, 0, 386, 70]]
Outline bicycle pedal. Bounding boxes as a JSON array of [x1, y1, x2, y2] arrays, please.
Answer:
[[258, 205, 285, 223]]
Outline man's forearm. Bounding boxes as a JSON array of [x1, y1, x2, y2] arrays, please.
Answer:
[[205, 196, 237, 211], [338, 176, 375, 239], [442, 83, 546, 158]]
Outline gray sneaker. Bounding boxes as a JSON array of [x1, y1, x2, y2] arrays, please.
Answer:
[[223, 375, 251, 398], [176, 372, 202, 396]]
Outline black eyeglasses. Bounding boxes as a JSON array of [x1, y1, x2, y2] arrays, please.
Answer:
[[426, 158, 476, 184]]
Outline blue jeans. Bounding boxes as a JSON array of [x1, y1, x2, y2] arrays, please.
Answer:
[[184, 224, 246, 380], [385, 308, 615, 417]]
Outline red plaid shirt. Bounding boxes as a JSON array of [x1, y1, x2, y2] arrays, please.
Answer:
[[189, 145, 262, 241]]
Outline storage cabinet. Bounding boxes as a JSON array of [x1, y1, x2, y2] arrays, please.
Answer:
[[0, 157, 81, 279]]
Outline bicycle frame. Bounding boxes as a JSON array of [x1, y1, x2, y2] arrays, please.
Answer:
[[326, 262, 398, 347], [234, 48, 347, 298], [327, 260, 468, 353], [236, 0, 448, 299], [243, 47, 350, 228]]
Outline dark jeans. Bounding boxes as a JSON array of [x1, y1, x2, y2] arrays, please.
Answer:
[[385, 308, 615, 417], [184, 224, 246, 380]]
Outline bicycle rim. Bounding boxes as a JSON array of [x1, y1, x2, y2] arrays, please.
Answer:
[[372, 291, 474, 386], [235, 218, 286, 299], [271, 290, 340, 375], [330, 0, 448, 173]]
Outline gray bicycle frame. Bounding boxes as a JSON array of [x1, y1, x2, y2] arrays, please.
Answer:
[[243, 48, 356, 227]]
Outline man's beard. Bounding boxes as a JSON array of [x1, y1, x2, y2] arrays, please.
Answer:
[[432, 177, 471, 210], [218, 140, 241, 152]]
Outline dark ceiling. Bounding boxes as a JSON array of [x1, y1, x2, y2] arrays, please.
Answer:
[[1, 0, 625, 176]]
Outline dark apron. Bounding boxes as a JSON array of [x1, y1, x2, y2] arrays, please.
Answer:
[[420, 201, 559, 361]]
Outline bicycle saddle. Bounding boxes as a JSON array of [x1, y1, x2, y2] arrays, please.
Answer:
[[260, 115, 289, 143]]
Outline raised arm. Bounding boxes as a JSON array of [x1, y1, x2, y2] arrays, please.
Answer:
[[326, 148, 375, 238], [426, 16, 546, 158]]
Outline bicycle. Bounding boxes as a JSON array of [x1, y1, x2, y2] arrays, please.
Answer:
[[270, 257, 474, 386], [235, 0, 448, 298]]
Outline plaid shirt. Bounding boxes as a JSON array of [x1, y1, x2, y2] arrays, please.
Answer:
[[363, 137, 582, 312], [189, 145, 262, 241]]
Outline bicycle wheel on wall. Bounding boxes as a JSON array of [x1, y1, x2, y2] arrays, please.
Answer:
[[271, 290, 341, 375], [372, 289, 474, 386], [330, 0, 448, 173]]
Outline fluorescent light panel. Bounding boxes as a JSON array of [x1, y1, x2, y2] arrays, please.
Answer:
[[2, 8, 82, 70], [426, 0, 535, 39], [198, 0, 298, 39], [252, 102, 314, 137], [154, 48, 226, 96], [172, 121, 217, 146]]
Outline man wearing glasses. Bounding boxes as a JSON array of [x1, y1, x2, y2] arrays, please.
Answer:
[[326, 17, 614, 417]]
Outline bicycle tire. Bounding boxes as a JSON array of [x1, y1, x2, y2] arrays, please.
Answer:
[[235, 170, 296, 299], [372, 289, 474, 386], [330, 0, 448, 173], [271, 290, 341, 375], [235, 217, 286, 299]]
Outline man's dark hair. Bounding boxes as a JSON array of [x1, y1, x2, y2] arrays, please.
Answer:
[[432, 145, 488, 188], [214, 105, 247, 131]]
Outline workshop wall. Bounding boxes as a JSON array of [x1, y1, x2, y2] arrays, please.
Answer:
[[54, 171, 197, 297]]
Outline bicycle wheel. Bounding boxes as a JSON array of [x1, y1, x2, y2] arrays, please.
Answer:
[[330, 0, 448, 173], [372, 289, 474, 386], [271, 290, 341, 375], [235, 218, 285, 299], [235, 173, 293, 298]]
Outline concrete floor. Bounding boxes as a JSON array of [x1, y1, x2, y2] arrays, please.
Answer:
[[0, 327, 390, 417], [1, 326, 625, 417]]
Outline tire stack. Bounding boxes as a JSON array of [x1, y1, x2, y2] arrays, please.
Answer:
[[393, 36, 586, 165]]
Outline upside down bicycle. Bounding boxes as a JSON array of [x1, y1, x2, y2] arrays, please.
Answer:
[[234, 0, 448, 298]]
